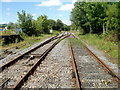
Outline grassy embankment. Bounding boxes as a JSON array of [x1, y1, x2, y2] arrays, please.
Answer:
[[0, 29, 17, 36], [0, 31, 60, 50], [72, 31, 118, 64]]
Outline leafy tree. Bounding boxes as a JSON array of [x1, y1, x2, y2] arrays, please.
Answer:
[[62, 24, 70, 31], [71, 2, 89, 34], [71, 2, 107, 34], [36, 15, 50, 34], [47, 19, 56, 30], [56, 19, 64, 31], [106, 3, 118, 31], [17, 10, 35, 36], [7, 22, 15, 29], [71, 2, 119, 42]]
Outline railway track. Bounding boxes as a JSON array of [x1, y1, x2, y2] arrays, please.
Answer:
[[0, 32, 119, 89], [21, 36, 74, 88], [0, 32, 70, 89], [0, 32, 68, 70], [69, 34, 119, 89]]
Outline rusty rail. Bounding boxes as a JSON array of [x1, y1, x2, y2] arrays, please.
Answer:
[[71, 33, 120, 84], [0, 33, 66, 72], [12, 34, 70, 89], [84, 46, 120, 84], [70, 44, 82, 89]]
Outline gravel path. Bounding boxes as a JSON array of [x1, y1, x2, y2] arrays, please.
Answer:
[[22, 39, 74, 88], [70, 38, 118, 89]]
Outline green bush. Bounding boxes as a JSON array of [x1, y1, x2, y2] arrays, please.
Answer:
[[101, 30, 118, 42]]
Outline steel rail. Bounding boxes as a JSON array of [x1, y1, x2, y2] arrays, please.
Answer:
[[0, 33, 65, 72], [84, 46, 120, 84], [12, 34, 70, 90], [69, 44, 82, 89], [0, 78, 10, 89], [71, 33, 120, 84]]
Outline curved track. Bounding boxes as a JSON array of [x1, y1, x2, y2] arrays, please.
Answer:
[[0, 32, 119, 89], [0, 32, 70, 89]]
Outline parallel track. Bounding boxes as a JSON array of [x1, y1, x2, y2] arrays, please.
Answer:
[[0, 32, 65, 72], [71, 33, 120, 84], [70, 33, 120, 89], [13, 34, 70, 89], [1, 32, 119, 89]]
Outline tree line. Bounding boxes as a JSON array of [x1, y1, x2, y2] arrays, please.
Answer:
[[71, 2, 120, 41], [7, 10, 70, 36]]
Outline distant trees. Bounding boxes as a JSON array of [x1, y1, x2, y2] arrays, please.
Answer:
[[17, 10, 69, 36], [56, 19, 64, 31], [36, 15, 48, 35], [71, 2, 119, 41], [17, 10, 36, 36], [7, 22, 15, 29], [48, 19, 56, 30]]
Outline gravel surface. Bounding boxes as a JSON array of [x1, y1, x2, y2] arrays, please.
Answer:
[[80, 39, 119, 76], [0, 39, 58, 88], [70, 38, 118, 89], [0, 48, 21, 60], [0, 35, 59, 67], [22, 39, 74, 88]]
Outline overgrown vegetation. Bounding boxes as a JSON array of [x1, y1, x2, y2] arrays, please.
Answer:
[[0, 31, 60, 50], [71, 31, 118, 64], [70, 2, 119, 64], [0, 30, 17, 35], [80, 34, 118, 59], [71, 2, 119, 42]]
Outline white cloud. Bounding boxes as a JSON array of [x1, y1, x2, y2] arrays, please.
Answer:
[[72, 0, 77, 4], [62, 19, 71, 25], [7, 8, 10, 11], [6, 12, 11, 16], [58, 14, 63, 17], [58, 4, 74, 11], [0, 21, 7, 24], [2, 0, 13, 2], [36, 0, 62, 7], [32, 13, 36, 16], [6, 8, 11, 16], [1, 0, 72, 2]]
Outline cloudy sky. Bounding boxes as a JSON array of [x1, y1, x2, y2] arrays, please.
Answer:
[[0, 0, 77, 25]]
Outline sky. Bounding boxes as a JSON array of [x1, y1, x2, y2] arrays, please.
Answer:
[[0, 0, 77, 25]]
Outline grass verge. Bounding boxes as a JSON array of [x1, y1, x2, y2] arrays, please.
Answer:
[[0, 31, 60, 50], [71, 31, 118, 64]]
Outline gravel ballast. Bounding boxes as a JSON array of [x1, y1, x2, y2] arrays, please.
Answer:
[[22, 39, 74, 88], [0, 39, 58, 88], [70, 38, 118, 89]]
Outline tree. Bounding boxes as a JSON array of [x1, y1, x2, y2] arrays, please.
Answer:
[[36, 15, 50, 34], [71, 2, 109, 34], [56, 19, 64, 31], [106, 3, 118, 31], [47, 19, 56, 30], [7, 22, 15, 29], [71, 2, 119, 42], [17, 10, 36, 36], [71, 2, 89, 34]]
